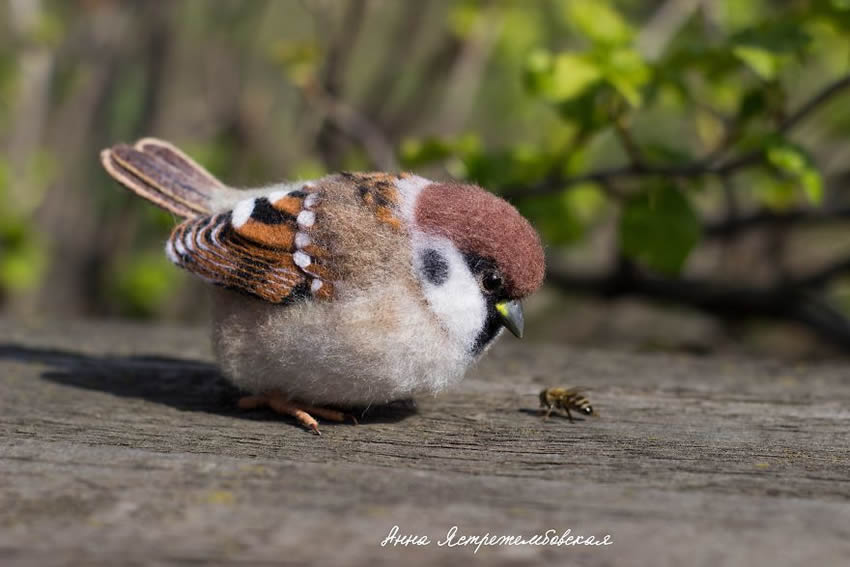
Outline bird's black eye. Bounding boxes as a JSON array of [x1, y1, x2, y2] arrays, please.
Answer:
[[583, 406, 593, 415], [481, 271, 503, 294]]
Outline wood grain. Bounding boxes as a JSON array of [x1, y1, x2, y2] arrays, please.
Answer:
[[1, 319, 848, 566]]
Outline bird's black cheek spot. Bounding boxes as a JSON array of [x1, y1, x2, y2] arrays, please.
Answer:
[[422, 249, 449, 285]]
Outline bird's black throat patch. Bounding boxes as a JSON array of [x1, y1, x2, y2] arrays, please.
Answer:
[[464, 252, 507, 355]]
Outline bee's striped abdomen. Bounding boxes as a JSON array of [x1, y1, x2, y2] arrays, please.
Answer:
[[569, 392, 594, 415]]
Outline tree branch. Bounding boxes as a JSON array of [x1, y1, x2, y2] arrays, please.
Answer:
[[362, 2, 429, 125], [797, 257, 850, 289], [778, 74, 850, 135], [704, 206, 850, 238], [548, 261, 850, 350], [300, 81, 399, 171], [502, 73, 850, 200], [313, 0, 368, 168]]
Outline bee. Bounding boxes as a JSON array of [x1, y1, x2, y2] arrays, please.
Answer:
[[539, 387, 598, 423]]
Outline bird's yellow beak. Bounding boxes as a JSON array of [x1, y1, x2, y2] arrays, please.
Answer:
[[495, 300, 524, 339]]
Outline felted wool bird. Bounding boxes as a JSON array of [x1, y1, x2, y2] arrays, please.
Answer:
[[100, 138, 545, 433]]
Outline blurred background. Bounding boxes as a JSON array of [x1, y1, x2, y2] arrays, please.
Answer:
[[4, 0, 850, 359]]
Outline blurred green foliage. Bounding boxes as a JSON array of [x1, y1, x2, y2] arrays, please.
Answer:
[[402, 0, 850, 281], [3, 0, 850, 330], [619, 184, 700, 275], [0, 157, 48, 294]]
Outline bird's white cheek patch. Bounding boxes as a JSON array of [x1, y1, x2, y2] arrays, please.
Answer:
[[412, 233, 486, 352]]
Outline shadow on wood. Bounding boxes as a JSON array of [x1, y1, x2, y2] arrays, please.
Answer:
[[0, 343, 418, 424]]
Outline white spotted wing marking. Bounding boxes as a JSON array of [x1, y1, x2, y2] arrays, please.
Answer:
[[165, 183, 332, 302]]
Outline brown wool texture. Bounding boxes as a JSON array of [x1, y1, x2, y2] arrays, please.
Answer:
[[312, 174, 415, 295], [414, 183, 545, 298]]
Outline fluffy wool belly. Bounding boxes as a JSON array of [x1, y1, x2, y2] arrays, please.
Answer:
[[210, 287, 471, 405]]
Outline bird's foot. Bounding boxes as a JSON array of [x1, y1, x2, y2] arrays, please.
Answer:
[[237, 390, 357, 435]]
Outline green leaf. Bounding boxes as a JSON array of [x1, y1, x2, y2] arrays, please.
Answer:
[[766, 141, 823, 204], [800, 170, 824, 205], [564, 183, 607, 222], [757, 174, 797, 211], [527, 46, 649, 109], [564, 0, 634, 46], [730, 22, 810, 79], [550, 53, 603, 101], [766, 143, 806, 171], [524, 50, 602, 103], [619, 185, 701, 275], [600, 48, 651, 107], [554, 85, 609, 132], [733, 45, 780, 79]]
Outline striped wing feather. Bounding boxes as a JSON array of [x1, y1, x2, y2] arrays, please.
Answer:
[[166, 188, 333, 304]]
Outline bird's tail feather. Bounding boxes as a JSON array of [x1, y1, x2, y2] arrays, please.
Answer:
[[100, 138, 224, 219]]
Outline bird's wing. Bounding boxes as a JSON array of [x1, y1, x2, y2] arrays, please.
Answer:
[[166, 187, 333, 303]]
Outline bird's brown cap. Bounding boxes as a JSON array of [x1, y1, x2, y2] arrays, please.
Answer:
[[414, 183, 545, 298]]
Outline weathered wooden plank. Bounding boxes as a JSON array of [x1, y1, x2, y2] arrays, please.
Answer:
[[1, 318, 848, 566]]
